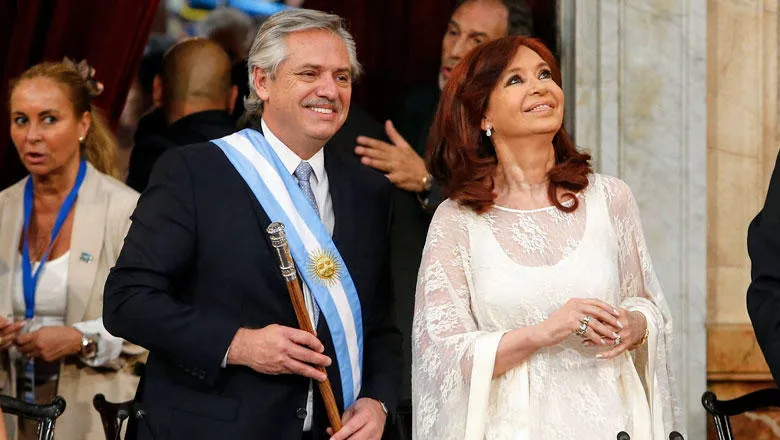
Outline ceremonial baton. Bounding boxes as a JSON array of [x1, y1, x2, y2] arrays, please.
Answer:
[[267, 222, 343, 432]]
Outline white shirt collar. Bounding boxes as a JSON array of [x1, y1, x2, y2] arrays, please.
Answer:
[[260, 119, 325, 183]]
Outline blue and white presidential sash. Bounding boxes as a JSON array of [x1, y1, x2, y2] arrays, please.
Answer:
[[212, 129, 363, 408]]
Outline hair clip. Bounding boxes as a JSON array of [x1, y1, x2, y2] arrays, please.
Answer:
[[63, 57, 104, 98]]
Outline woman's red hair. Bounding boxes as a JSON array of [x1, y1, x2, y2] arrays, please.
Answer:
[[426, 36, 591, 214]]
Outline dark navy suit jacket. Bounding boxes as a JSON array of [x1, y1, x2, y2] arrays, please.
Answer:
[[104, 137, 402, 440]]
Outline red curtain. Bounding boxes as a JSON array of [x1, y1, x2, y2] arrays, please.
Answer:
[[0, 0, 160, 189]]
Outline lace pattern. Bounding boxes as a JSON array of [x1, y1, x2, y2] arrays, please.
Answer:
[[412, 174, 682, 439]]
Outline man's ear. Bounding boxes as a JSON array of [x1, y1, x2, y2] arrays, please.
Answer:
[[152, 75, 163, 108], [253, 66, 271, 101]]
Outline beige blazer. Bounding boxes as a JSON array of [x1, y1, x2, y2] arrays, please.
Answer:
[[0, 163, 142, 440]]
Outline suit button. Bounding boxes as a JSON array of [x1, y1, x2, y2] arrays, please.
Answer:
[[296, 408, 307, 420]]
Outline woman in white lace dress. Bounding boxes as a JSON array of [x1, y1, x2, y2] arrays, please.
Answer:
[[412, 36, 682, 439]]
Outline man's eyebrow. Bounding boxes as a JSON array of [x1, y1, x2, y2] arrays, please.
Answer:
[[466, 31, 489, 39], [450, 18, 490, 39]]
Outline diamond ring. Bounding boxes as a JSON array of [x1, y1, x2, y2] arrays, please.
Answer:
[[575, 322, 588, 337]]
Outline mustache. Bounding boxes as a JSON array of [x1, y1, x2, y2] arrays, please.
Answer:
[[302, 98, 341, 112]]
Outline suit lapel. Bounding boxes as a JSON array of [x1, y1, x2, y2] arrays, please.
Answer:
[[0, 180, 25, 317], [215, 144, 275, 243], [66, 165, 106, 325], [242, 178, 275, 243], [325, 150, 354, 248]]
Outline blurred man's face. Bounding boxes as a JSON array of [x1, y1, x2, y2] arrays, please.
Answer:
[[440, 0, 509, 89]]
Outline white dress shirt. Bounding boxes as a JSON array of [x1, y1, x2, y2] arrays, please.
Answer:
[[262, 119, 334, 431], [260, 119, 334, 235]]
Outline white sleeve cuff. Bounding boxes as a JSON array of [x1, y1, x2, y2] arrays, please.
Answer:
[[72, 317, 124, 368], [222, 347, 230, 368]]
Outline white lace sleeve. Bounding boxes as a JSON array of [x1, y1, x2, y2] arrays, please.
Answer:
[[412, 200, 507, 439], [603, 176, 684, 435]]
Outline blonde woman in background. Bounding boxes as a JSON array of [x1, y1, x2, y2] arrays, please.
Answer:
[[0, 61, 142, 440]]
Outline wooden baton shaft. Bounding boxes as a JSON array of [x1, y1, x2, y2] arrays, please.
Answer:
[[267, 222, 343, 432], [284, 278, 343, 432]]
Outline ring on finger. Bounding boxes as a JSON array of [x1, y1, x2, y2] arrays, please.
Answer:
[[575, 322, 588, 337], [581, 315, 591, 325], [614, 335, 622, 346]]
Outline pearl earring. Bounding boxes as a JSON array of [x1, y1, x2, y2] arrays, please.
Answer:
[[486, 126, 492, 137], [78, 136, 85, 143]]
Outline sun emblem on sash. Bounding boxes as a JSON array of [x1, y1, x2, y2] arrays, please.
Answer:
[[307, 248, 342, 286]]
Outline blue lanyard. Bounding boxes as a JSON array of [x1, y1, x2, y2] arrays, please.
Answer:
[[21, 159, 87, 319]]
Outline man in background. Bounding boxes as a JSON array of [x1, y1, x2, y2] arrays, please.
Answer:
[[198, 6, 257, 121], [117, 33, 176, 180], [198, 6, 255, 62], [126, 38, 238, 192]]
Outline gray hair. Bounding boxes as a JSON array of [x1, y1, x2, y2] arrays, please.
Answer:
[[244, 9, 361, 115]]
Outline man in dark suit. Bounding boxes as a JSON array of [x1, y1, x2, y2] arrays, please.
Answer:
[[104, 9, 402, 440], [126, 38, 238, 192], [748, 151, 780, 384]]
